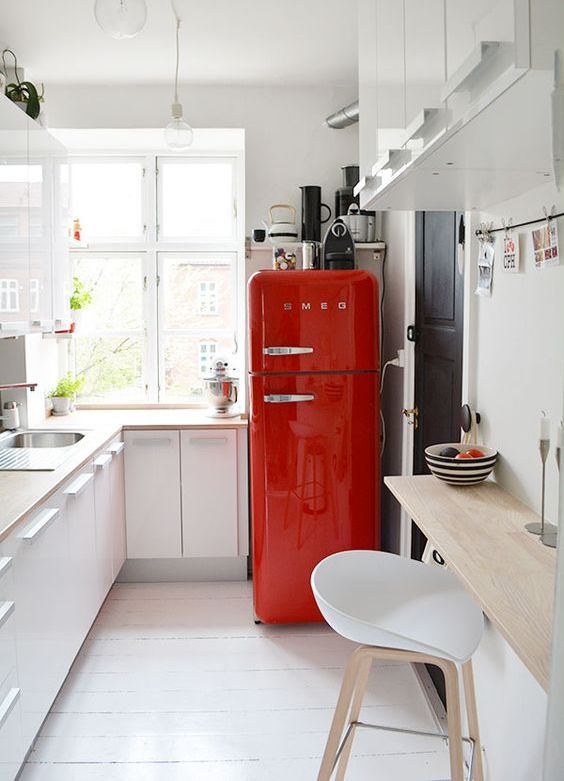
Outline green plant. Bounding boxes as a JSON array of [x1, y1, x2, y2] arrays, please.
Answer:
[[70, 276, 93, 311], [49, 373, 85, 399], [2, 49, 43, 120]]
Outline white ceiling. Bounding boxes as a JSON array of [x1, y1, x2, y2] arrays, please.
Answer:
[[0, 0, 359, 87]]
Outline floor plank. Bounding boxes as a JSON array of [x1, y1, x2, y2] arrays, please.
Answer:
[[21, 581, 452, 781]]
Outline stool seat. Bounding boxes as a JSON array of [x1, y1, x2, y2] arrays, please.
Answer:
[[311, 550, 483, 663]]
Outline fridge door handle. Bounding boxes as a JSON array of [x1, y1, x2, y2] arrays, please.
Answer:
[[264, 394, 315, 403], [263, 346, 314, 356]]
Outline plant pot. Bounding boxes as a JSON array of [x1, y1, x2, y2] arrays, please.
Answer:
[[51, 396, 71, 415], [71, 310, 83, 332]]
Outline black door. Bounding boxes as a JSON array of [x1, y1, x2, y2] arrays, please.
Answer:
[[411, 211, 464, 705]]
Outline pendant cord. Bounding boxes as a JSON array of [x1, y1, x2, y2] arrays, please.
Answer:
[[170, 0, 181, 105]]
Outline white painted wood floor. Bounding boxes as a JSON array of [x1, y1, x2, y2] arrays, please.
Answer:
[[21, 581, 451, 780]]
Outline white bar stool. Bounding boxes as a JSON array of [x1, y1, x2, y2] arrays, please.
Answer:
[[311, 550, 484, 781]]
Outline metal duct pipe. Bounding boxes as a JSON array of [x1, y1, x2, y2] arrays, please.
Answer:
[[325, 100, 359, 129]]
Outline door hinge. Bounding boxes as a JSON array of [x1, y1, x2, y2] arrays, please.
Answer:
[[143, 275, 147, 291], [407, 325, 419, 343], [402, 406, 419, 429], [142, 167, 146, 177], [156, 274, 161, 287]]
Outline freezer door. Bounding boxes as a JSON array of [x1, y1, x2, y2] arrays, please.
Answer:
[[250, 372, 380, 624], [248, 270, 379, 374]]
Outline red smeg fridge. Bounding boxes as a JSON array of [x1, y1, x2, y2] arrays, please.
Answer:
[[248, 270, 380, 623]]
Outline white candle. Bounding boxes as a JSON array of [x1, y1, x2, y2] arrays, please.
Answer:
[[540, 414, 550, 441]]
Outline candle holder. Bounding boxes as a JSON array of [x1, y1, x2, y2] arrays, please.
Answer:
[[541, 436, 560, 549], [525, 439, 557, 537]]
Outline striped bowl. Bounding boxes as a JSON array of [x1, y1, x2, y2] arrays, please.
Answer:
[[425, 443, 498, 486]]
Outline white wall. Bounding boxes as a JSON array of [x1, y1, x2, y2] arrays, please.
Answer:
[[43, 83, 358, 235]]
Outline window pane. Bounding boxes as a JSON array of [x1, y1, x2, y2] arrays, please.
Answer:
[[0, 164, 29, 242], [70, 161, 144, 241], [73, 255, 143, 332], [160, 160, 233, 240], [161, 256, 234, 331], [163, 334, 235, 401], [75, 336, 145, 402]]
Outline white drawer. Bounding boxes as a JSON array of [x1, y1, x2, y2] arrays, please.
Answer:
[[0, 673, 25, 781], [0, 608, 17, 690]]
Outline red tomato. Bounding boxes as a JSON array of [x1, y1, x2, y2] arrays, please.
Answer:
[[455, 452, 473, 459], [466, 448, 485, 458]]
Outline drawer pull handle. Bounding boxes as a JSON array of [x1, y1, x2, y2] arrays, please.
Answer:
[[132, 438, 172, 447], [189, 437, 227, 445], [0, 601, 15, 630], [108, 441, 125, 455], [0, 688, 20, 731], [21, 508, 59, 541], [94, 453, 113, 469], [64, 472, 94, 496], [0, 557, 12, 580]]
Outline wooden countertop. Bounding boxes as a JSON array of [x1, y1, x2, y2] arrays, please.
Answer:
[[385, 475, 557, 692], [0, 409, 248, 544]]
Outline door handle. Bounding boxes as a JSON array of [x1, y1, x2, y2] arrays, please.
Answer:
[[264, 394, 315, 403], [263, 346, 314, 356], [0, 688, 20, 731], [132, 437, 172, 447], [0, 557, 12, 581], [94, 453, 113, 469], [402, 407, 419, 429], [188, 437, 228, 445], [64, 472, 94, 497], [21, 508, 60, 540], [0, 601, 15, 631], [108, 441, 125, 455]]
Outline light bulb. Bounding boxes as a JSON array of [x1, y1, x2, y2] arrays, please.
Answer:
[[165, 103, 194, 149], [94, 0, 147, 39]]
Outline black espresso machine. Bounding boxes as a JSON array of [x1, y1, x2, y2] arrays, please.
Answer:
[[322, 217, 356, 270]]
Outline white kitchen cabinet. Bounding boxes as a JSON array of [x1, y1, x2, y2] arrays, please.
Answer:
[[4, 494, 72, 746], [108, 439, 126, 579], [180, 430, 239, 557], [124, 430, 182, 559], [93, 451, 114, 600], [64, 466, 99, 651]]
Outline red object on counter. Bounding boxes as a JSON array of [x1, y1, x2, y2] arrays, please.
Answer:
[[248, 270, 381, 624]]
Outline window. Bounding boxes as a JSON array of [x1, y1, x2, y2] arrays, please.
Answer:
[[0, 279, 19, 312], [198, 281, 217, 315], [69, 151, 242, 403], [199, 342, 217, 377]]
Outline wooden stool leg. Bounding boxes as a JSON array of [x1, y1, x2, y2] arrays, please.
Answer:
[[334, 654, 374, 781], [441, 661, 465, 781], [317, 647, 370, 781], [462, 660, 484, 781]]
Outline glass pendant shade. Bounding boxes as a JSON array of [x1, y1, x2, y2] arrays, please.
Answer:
[[165, 103, 194, 149], [94, 0, 148, 39]]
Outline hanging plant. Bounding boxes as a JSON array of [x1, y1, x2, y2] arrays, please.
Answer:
[[2, 49, 43, 120]]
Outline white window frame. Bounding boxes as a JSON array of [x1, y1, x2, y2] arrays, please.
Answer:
[[68, 144, 245, 407], [29, 278, 39, 313], [0, 279, 19, 313], [198, 280, 218, 315]]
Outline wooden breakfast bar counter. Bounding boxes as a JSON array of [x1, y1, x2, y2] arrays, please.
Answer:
[[385, 475, 557, 692]]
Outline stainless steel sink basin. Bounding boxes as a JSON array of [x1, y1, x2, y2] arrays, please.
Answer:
[[0, 431, 84, 449], [0, 430, 87, 470]]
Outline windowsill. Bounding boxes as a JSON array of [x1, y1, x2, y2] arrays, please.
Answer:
[[76, 403, 213, 410]]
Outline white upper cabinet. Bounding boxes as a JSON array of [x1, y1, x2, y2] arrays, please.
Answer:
[[358, 0, 563, 210], [0, 95, 70, 337]]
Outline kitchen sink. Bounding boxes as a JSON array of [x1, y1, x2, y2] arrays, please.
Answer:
[[0, 431, 84, 449], [0, 430, 87, 471]]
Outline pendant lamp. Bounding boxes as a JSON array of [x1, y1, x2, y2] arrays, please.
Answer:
[[94, 0, 148, 39]]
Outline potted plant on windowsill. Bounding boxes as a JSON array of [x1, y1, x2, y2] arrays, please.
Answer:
[[70, 276, 93, 332], [49, 373, 85, 416]]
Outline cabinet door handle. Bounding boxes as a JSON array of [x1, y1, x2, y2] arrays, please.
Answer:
[[21, 508, 60, 541], [0, 601, 15, 631], [188, 437, 228, 446], [263, 346, 313, 356], [64, 472, 94, 497], [264, 394, 315, 403], [0, 557, 12, 581], [0, 688, 20, 731], [108, 441, 125, 455], [132, 438, 172, 447], [94, 453, 112, 469]]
